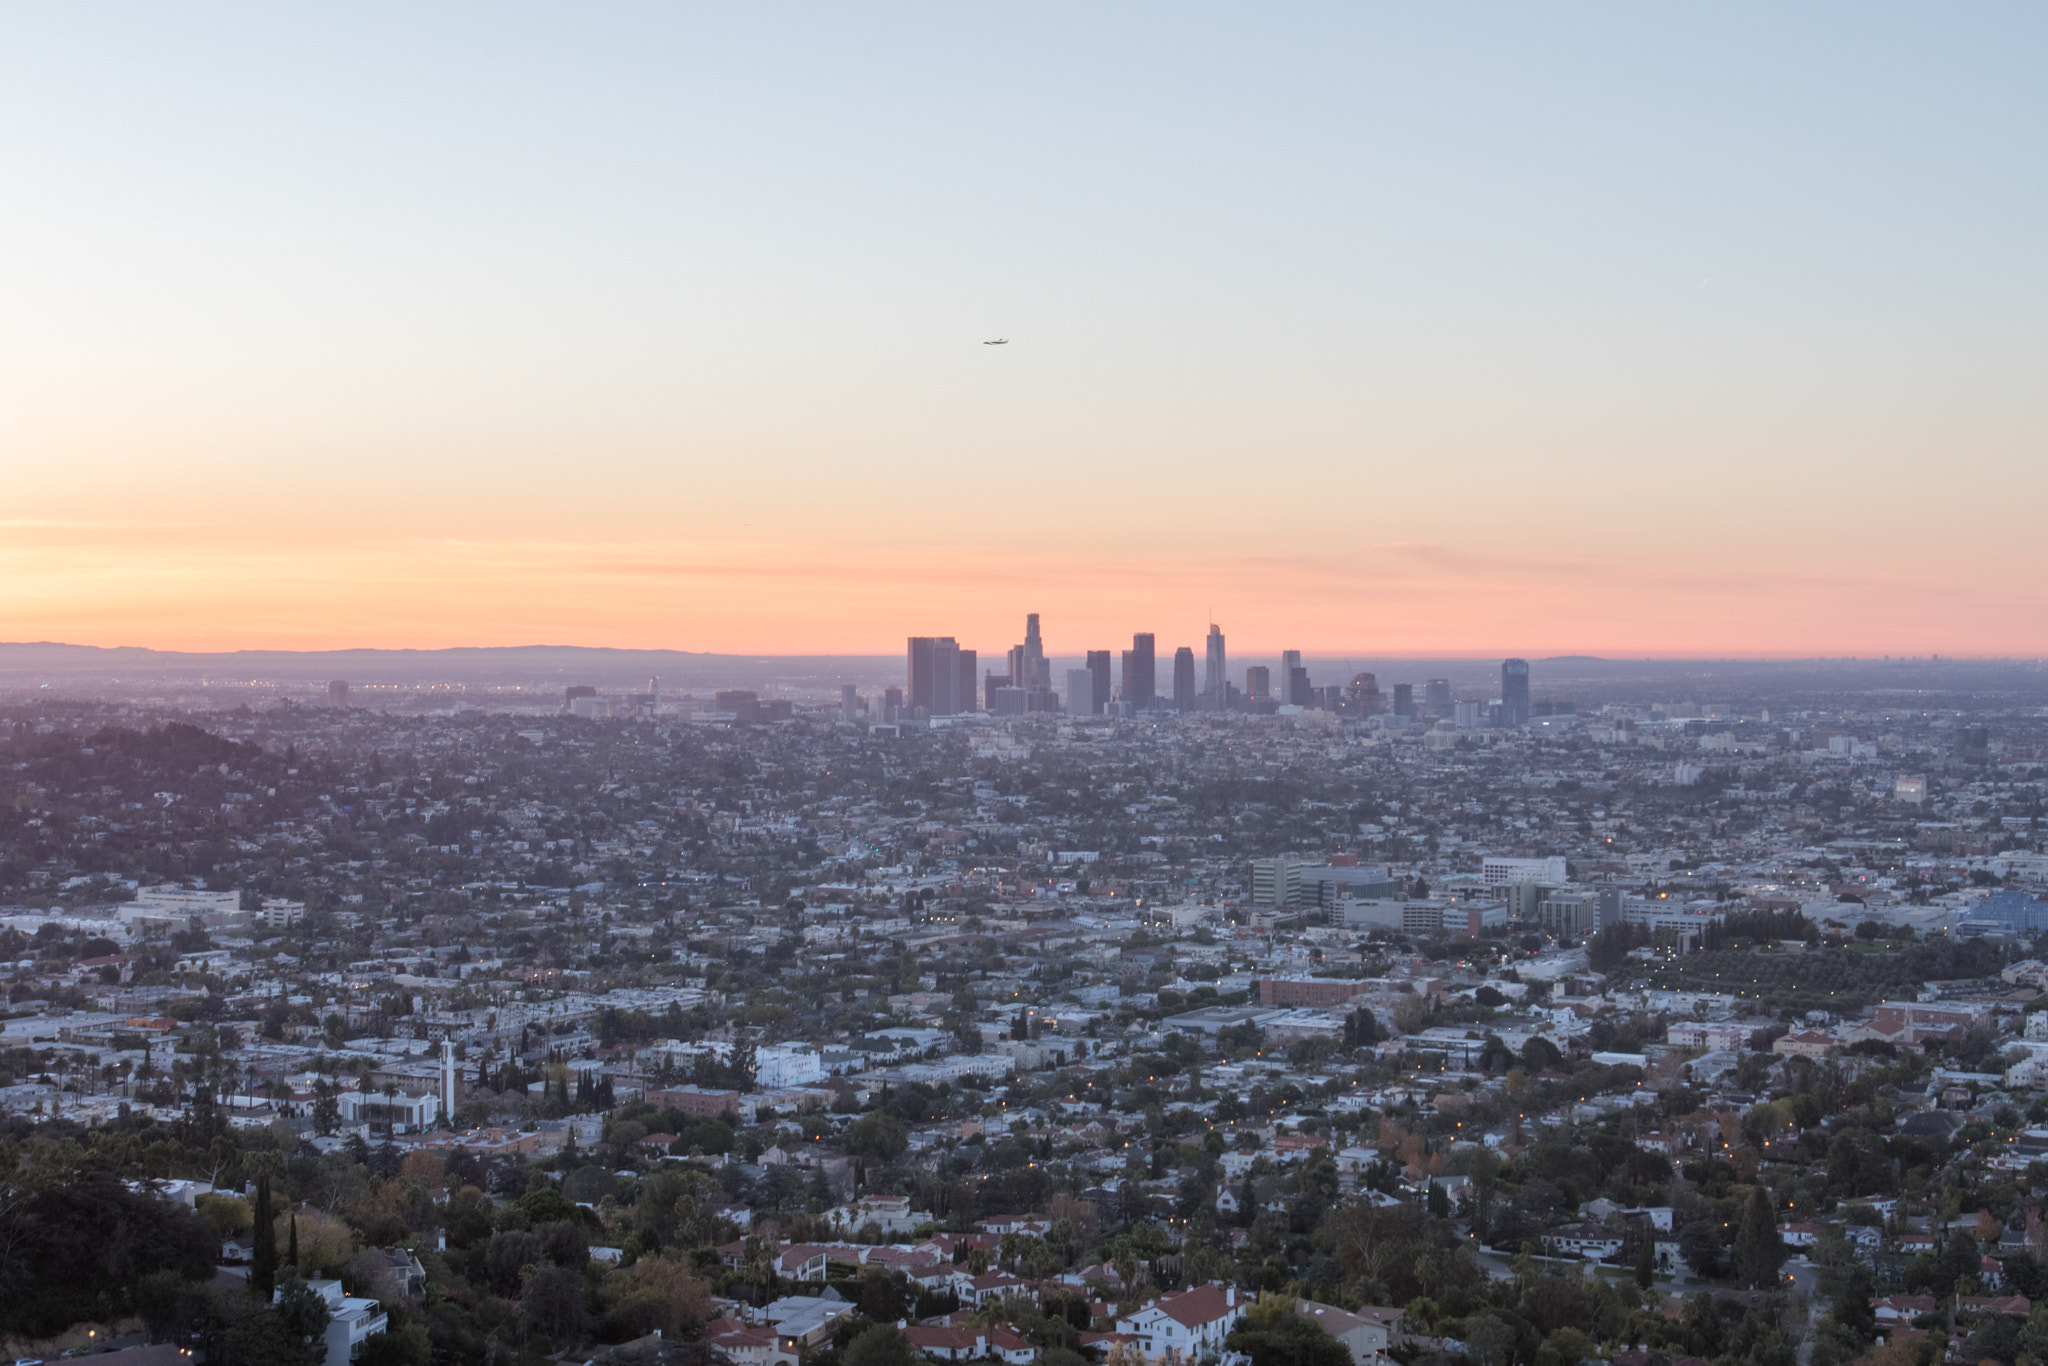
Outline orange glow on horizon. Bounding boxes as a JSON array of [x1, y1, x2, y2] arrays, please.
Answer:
[[1, 526, 2041, 659]]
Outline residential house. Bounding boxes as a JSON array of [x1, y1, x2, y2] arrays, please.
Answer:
[[1540, 1224, 1625, 1260], [1296, 1300, 1402, 1366], [1115, 1284, 1245, 1363], [1870, 1296, 1937, 1324]]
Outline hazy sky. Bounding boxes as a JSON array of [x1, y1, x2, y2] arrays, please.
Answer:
[[1, 4, 2042, 657]]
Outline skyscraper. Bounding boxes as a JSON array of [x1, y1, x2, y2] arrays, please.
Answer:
[[1393, 683, 1414, 717], [907, 636, 964, 715], [1501, 658, 1530, 726], [1203, 624, 1226, 706], [908, 637, 937, 711], [1349, 672, 1381, 715], [1022, 613, 1047, 690], [932, 638, 959, 715], [1065, 667, 1096, 716], [1424, 679, 1451, 714], [1172, 647, 1196, 711], [1280, 651, 1310, 706], [327, 680, 349, 709], [1122, 633, 1156, 710], [840, 683, 857, 719], [1245, 666, 1270, 701], [956, 648, 977, 714], [1085, 650, 1112, 715]]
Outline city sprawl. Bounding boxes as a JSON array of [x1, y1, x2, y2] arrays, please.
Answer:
[[7, 640, 2048, 1366]]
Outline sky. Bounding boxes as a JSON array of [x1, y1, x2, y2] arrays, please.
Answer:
[[0, 4, 2043, 658]]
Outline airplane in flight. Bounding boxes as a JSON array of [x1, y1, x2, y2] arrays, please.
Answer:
[[983, 338, 1008, 345]]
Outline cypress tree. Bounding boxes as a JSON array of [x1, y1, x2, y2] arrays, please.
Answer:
[[287, 1210, 299, 1269], [1735, 1186, 1786, 1289], [251, 1175, 277, 1298]]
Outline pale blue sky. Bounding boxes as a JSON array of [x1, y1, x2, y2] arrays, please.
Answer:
[[0, 4, 2042, 652]]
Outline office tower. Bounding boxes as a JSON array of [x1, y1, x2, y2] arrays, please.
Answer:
[[1956, 726, 1990, 765], [1172, 647, 1196, 711], [1023, 613, 1047, 690], [1123, 633, 1156, 710], [1245, 665, 1271, 701], [1001, 613, 1051, 711], [1084, 650, 1111, 715], [956, 649, 977, 713], [327, 679, 349, 708], [564, 684, 597, 709], [1065, 667, 1096, 716], [985, 672, 1010, 710], [908, 638, 938, 712], [713, 689, 760, 722], [907, 636, 963, 715], [883, 686, 902, 719], [1204, 624, 1226, 705], [1349, 672, 1381, 715], [1424, 678, 1451, 714], [1251, 858, 1306, 908], [1501, 658, 1530, 726], [840, 683, 857, 719], [1278, 650, 1310, 706], [1393, 683, 1414, 717]]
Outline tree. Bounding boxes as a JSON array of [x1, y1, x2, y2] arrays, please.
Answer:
[[859, 1269, 912, 1324], [1546, 1326, 1597, 1365], [276, 1272, 333, 1363], [1465, 1317, 1517, 1366], [1225, 1296, 1352, 1366], [356, 1324, 433, 1366], [842, 1111, 909, 1161], [842, 1325, 919, 1366], [1678, 1214, 1728, 1280], [249, 1171, 278, 1298], [604, 1250, 716, 1337], [311, 1078, 340, 1136], [1734, 1187, 1787, 1289], [1587, 922, 1635, 973], [196, 1191, 253, 1240], [1343, 1008, 1381, 1048], [523, 1263, 590, 1343], [0, 1157, 218, 1337]]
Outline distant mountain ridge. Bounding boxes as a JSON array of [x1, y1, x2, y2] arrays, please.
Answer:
[[0, 642, 898, 688]]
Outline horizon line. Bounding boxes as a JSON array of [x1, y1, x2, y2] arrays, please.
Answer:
[[0, 639, 2039, 664]]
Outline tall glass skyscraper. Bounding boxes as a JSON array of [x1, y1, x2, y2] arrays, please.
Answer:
[[1122, 633, 1156, 709], [1501, 658, 1530, 726], [1172, 647, 1197, 711], [907, 636, 970, 715], [1085, 650, 1112, 715], [1204, 624, 1226, 704]]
